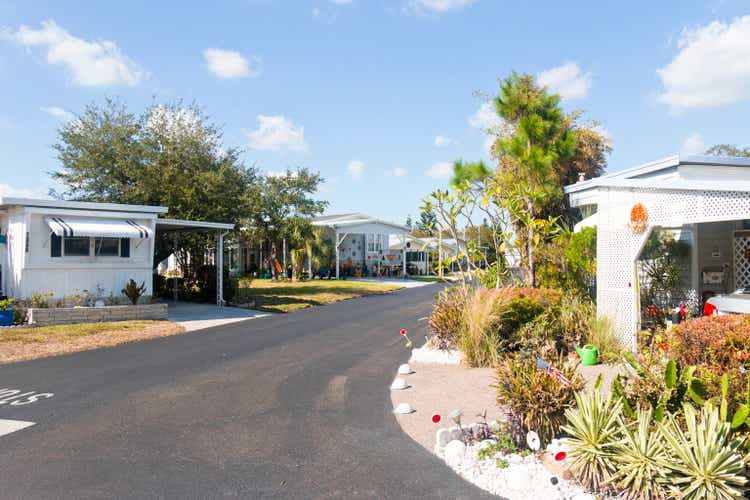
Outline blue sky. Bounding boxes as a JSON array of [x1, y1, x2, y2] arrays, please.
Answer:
[[1, 0, 750, 224]]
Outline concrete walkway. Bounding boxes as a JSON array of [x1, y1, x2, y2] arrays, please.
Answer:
[[166, 301, 270, 331], [349, 277, 435, 288]]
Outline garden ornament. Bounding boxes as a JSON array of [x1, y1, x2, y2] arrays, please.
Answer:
[[526, 431, 540, 451], [393, 402, 414, 414], [390, 377, 408, 390], [400, 328, 413, 349], [397, 363, 411, 375]]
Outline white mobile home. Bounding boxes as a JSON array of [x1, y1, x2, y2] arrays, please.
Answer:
[[0, 197, 233, 304], [565, 155, 750, 350]]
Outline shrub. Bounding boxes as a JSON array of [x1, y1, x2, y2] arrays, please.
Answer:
[[659, 403, 747, 499], [516, 294, 623, 360], [494, 353, 583, 446], [428, 284, 470, 349], [609, 408, 669, 500], [666, 314, 750, 410], [459, 288, 504, 366], [563, 390, 622, 492], [666, 314, 750, 372], [122, 279, 147, 305]]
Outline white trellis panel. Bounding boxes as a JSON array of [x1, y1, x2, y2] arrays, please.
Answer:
[[734, 234, 750, 289], [596, 186, 750, 350]]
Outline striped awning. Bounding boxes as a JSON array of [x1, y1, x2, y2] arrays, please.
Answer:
[[45, 216, 152, 238]]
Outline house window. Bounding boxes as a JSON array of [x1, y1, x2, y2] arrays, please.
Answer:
[[367, 233, 375, 252], [94, 237, 119, 256], [64, 237, 91, 256]]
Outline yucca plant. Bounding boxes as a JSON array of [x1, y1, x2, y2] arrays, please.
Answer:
[[609, 409, 669, 499], [562, 390, 622, 491], [659, 403, 747, 499]]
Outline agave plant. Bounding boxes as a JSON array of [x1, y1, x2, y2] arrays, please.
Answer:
[[659, 403, 748, 499], [562, 390, 622, 492], [609, 408, 669, 500]]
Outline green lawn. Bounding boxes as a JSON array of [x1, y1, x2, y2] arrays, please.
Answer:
[[235, 279, 404, 313]]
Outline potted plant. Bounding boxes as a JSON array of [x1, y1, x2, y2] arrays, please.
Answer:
[[0, 298, 15, 326]]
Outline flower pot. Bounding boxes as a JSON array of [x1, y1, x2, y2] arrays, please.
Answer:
[[0, 309, 13, 327]]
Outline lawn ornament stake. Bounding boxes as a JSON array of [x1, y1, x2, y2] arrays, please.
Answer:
[[400, 328, 413, 349]]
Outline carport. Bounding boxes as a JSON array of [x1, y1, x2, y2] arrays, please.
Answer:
[[311, 214, 410, 280], [155, 218, 235, 306]]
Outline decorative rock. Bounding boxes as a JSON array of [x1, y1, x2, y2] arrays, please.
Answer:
[[505, 464, 531, 491], [444, 440, 466, 466], [507, 453, 523, 465], [448, 426, 463, 441], [390, 377, 408, 390], [436, 428, 452, 447], [394, 402, 414, 414], [397, 363, 412, 375]]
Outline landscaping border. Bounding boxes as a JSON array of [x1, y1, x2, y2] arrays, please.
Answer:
[[27, 303, 168, 326]]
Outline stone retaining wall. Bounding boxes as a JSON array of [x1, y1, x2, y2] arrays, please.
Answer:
[[27, 303, 168, 327]]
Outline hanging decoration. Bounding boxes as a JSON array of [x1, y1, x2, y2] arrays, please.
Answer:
[[628, 203, 648, 233]]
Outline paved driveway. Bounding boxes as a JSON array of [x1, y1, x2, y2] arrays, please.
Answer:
[[166, 301, 270, 331], [0, 285, 494, 499]]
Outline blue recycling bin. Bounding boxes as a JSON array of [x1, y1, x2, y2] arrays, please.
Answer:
[[0, 309, 13, 326]]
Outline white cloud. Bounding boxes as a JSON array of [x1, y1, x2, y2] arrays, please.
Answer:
[[244, 115, 307, 153], [203, 48, 261, 79], [657, 16, 750, 109], [468, 101, 501, 131], [384, 166, 408, 177], [434, 135, 454, 147], [0, 183, 49, 198], [408, 0, 477, 12], [537, 62, 591, 100], [347, 160, 364, 179], [681, 132, 706, 156], [425, 161, 453, 179], [3, 19, 144, 87], [41, 106, 73, 121]]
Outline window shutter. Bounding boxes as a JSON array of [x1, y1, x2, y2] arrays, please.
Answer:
[[120, 238, 130, 257], [51, 233, 62, 257]]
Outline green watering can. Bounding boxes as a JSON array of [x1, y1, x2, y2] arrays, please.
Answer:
[[575, 344, 599, 366]]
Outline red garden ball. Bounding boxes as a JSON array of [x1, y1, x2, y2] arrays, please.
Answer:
[[400, 329, 408, 336], [431, 414, 441, 423], [554, 451, 567, 461]]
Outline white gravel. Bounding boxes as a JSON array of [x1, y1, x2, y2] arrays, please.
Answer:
[[438, 441, 592, 500]]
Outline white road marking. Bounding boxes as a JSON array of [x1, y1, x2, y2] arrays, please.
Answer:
[[0, 419, 35, 437]]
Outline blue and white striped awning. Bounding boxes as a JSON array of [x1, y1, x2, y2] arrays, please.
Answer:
[[45, 216, 152, 238]]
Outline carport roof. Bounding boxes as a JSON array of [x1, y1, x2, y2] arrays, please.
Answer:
[[311, 213, 409, 233], [155, 218, 235, 231]]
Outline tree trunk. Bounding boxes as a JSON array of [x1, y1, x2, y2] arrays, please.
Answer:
[[526, 198, 535, 288]]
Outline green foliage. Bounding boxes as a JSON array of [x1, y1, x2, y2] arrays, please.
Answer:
[[639, 230, 690, 310], [658, 403, 747, 499], [494, 353, 583, 446], [562, 390, 622, 491], [609, 409, 670, 500], [0, 297, 15, 310], [536, 226, 596, 296], [428, 284, 470, 350], [446, 286, 561, 367], [477, 431, 520, 464], [706, 144, 750, 157], [121, 279, 147, 305], [616, 353, 707, 421]]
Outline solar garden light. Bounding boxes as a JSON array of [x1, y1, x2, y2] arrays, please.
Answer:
[[399, 328, 413, 349]]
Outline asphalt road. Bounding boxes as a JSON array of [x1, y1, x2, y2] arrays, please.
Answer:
[[0, 285, 494, 499]]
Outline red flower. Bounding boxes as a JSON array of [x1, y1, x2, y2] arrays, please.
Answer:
[[431, 414, 441, 423], [400, 329, 408, 336], [658, 342, 667, 352], [554, 451, 566, 461]]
